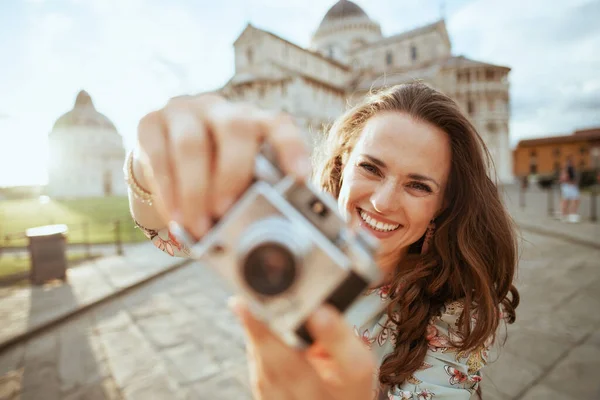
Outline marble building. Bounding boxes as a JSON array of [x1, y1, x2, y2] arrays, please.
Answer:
[[217, 0, 513, 182]]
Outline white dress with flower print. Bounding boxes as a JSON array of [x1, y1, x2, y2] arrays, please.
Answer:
[[345, 284, 498, 400], [135, 222, 498, 400]]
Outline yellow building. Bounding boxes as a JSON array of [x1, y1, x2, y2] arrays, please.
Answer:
[[513, 128, 600, 177]]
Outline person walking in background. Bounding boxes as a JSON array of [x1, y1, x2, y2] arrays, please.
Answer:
[[560, 156, 581, 223]]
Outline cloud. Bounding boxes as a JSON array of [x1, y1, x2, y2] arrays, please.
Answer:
[[2, 0, 599, 150], [531, 0, 600, 43], [449, 0, 600, 144]]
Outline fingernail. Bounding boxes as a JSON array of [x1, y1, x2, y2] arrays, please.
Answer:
[[227, 296, 243, 316]]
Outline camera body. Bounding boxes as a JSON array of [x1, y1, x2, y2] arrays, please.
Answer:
[[171, 150, 381, 349]]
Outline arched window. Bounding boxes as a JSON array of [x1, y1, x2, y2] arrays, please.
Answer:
[[386, 51, 393, 66], [247, 48, 253, 64], [467, 100, 475, 115], [410, 45, 417, 61]]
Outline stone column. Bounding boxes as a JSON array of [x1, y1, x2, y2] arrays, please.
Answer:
[[498, 126, 514, 184]]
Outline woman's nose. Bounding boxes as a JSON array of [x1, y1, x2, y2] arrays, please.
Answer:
[[370, 181, 402, 214]]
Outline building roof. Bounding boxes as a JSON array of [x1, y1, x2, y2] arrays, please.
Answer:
[[224, 62, 346, 93], [443, 55, 511, 71], [274, 63, 347, 92], [517, 128, 600, 147], [52, 90, 116, 131], [319, 0, 369, 28], [224, 70, 291, 87], [574, 127, 600, 138], [235, 24, 350, 71], [349, 20, 448, 52]]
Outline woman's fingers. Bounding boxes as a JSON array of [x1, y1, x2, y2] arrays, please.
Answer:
[[162, 101, 213, 239], [262, 112, 311, 181], [137, 93, 312, 242], [231, 298, 329, 400], [306, 305, 376, 387], [305, 344, 345, 387], [207, 103, 262, 217], [136, 111, 174, 221]]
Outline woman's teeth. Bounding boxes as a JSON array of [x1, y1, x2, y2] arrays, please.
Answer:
[[359, 210, 400, 232]]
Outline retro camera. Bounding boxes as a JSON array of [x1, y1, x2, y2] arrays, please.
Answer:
[[170, 146, 381, 349]]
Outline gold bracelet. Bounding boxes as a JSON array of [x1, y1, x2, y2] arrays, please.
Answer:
[[124, 150, 154, 205]]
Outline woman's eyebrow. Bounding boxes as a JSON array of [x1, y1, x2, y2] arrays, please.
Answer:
[[362, 154, 440, 189]]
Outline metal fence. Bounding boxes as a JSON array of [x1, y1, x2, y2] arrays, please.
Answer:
[[0, 218, 145, 285]]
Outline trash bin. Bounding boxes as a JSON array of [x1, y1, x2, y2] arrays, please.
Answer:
[[26, 224, 68, 285]]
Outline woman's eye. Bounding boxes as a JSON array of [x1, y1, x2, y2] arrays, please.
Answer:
[[359, 162, 380, 175], [408, 182, 432, 193]]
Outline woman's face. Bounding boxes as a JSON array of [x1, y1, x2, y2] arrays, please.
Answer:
[[337, 111, 452, 273]]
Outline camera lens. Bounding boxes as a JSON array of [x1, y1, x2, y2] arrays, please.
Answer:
[[242, 243, 297, 297]]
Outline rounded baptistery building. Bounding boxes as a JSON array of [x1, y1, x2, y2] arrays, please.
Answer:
[[47, 90, 127, 198]]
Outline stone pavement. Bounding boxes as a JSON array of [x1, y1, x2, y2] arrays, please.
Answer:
[[480, 233, 600, 400], [0, 256, 248, 400], [0, 208, 599, 399], [0, 242, 191, 353]]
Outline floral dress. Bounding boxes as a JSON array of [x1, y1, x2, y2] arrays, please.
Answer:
[[345, 285, 498, 400], [135, 222, 499, 400]]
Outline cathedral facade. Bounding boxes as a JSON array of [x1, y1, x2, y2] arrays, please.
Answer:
[[47, 90, 127, 198], [218, 0, 513, 183]]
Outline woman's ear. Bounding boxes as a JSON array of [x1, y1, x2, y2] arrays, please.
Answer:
[[437, 194, 450, 219], [434, 202, 449, 221]]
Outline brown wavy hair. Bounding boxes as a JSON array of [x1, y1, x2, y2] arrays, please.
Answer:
[[312, 82, 520, 391]]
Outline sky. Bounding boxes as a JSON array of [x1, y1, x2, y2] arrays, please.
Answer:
[[0, 0, 598, 187]]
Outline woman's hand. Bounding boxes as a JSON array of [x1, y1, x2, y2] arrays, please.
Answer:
[[230, 298, 377, 400], [134, 94, 311, 239]]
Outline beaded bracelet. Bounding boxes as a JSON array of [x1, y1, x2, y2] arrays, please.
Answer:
[[124, 150, 154, 205]]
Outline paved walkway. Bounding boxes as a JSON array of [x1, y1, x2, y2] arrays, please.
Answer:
[[0, 242, 191, 353], [481, 233, 600, 400], [0, 204, 598, 399]]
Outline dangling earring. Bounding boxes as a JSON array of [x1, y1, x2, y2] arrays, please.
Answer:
[[421, 220, 436, 254]]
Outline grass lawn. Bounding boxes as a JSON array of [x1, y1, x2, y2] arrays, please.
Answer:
[[0, 252, 98, 278], [0, 196, 147, 247]]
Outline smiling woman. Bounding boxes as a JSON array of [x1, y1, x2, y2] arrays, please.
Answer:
[[128, 82, 519, 400], [313, 82, 519, 397], [335, 112, 451, 262]]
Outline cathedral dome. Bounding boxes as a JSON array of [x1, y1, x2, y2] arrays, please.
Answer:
[[311, 0, 381, 63], [318, 0, 370, 28], [52, 90, 116, 131]]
